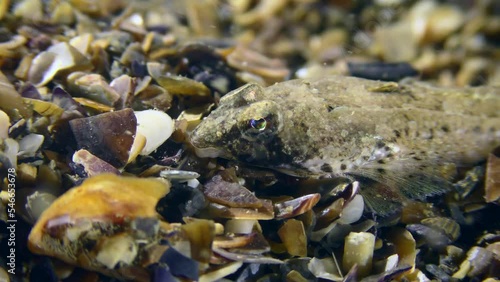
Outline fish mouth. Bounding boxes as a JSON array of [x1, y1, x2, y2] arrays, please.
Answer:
[[192, 146, 230, 159], [189, 134, 232, 159]]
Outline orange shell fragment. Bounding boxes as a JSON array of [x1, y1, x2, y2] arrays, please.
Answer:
[[28, 173, 170, 261]]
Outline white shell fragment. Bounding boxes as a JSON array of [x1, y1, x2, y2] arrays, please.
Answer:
[[159, 169, 200, 180], [308, 257, 343, 281], [134, 110, 174, 155], [18, 133, 44, 158], [95, 233, 138, 269], [25, 191, 57, 223], [3, 138, 19, 168], [342, 232, 376, 278], [28, 42, 92, 87], [199, 261, 243, 282], [0, 109, 9, 139], [225, 219, 257, 234], [337, 194, 364, 224]]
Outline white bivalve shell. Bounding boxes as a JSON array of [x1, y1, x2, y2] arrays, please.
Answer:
[[134, 110, 174, 156]]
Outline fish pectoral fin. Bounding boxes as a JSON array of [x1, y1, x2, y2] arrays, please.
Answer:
[[351, 160, 457, 202], [356, 176, 406, 216]]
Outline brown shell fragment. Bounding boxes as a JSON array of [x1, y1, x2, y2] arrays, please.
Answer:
[[278, 219, 307, 257], [226, 45, 290, 85], [485, 149, 500, 203], [180, 218, 215, 263], [421, 217, 461, 242], [69, 108, 137, 167], [203, 174, 262, 208], [67, 73, 121, 106], [453, 246, 497, 279], [388, 228, 417, 271], [150, 70, 211, 98], [274, 193, 320, 219], [72, 149, 120, 176], [212, 247, 283, 264], [207, 200, 274, 220]]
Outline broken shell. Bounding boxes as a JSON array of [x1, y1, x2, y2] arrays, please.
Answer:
[[17, 163, 37, 185], [278, 219, 307, 257], [388, 228, 416, 271], [18, 133, 44, 158], [203, 174, 262, 208], [67, 73, 121, 106], [25, 191, 57, 224], [274, 193, 320, 219], [28, 174, 170, 280], [337, 194, 364, 225], [132, 84, 173, 112], [159, 169, 200, 181], [72, 149, 120, 176], [308, 256, 343, 281], [453, 246, 495, 279], [134, 110, 174, 155], [13, 0, 43, 21], [51, 1, 75, 25], [423, 5, 464, 44], [69, 108, 136, 167], [485, 149, 500, 203], [177, 104, 214, 131], [421, 217, 460, 242], [0, 71, 31, 118], [185, 0, 220, 37], [154, 75, 211, 97], [199, 261, 243, 282], [213, 234, 255, 249], [342, 232, 375, 278], [14, 54, 35, 80], [156, 183, 207, 223], [180, 218, 215, 263], [206, 200, 274, 220], [0, 34, 27, 58], [69, 0, 125, 17], [400, 201, 440, 224], [23, 98, 64, 120], [28, 42, 92, 87], [406, 224, 451, 250], [110, 74, 134, 109], [225, 219, 258, 234], [0, 110, 9, 139], [72, 97, 114, 112], [226, 45, 290, 85], [96, 233, 138, 269], [212, 247, 282, 264]]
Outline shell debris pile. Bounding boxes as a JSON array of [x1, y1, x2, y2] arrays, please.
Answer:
[[0, 0, 499, 281]]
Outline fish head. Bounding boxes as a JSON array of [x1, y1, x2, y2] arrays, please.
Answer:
[[189, 83, 285, 165]]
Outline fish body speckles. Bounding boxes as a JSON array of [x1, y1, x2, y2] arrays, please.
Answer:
[[189, 76, 500, 212]]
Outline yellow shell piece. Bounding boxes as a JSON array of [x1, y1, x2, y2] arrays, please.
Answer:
[[28, 173, 170, 256]]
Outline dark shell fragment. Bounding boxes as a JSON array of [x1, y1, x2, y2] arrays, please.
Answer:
[[203, 174, 262, 208], [159, 247, 199, 281], [69, 108, 136, 167]]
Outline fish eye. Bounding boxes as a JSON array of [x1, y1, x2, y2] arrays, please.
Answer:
[[249, 117, 267, 131], [238, 100, 282, 141]]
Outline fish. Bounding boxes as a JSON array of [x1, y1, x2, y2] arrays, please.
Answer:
[[189, 75, 500, 214]]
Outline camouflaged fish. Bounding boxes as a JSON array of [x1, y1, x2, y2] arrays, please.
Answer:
[[190, 76, 500, 213]]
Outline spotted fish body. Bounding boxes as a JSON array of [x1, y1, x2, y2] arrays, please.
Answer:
[[190, 76, 500, 209]]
